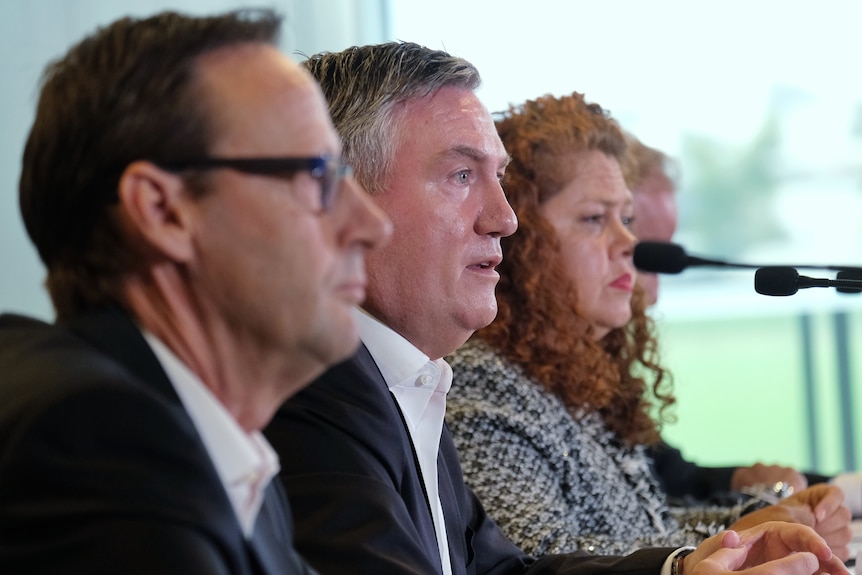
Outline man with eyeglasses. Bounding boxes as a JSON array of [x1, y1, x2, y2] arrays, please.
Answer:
[[0, 9, 389, 574], [265, 41, 846, 575]]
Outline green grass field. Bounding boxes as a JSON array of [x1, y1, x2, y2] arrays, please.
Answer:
[[652, 310, 862, 476]]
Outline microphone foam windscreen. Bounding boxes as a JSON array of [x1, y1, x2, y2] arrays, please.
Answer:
[[754, 267, 799, 296], [633, 241, 688, 274], [836, 270, 862, 294]]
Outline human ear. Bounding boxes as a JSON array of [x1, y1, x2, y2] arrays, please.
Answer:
[[115, 160, 196, 263]]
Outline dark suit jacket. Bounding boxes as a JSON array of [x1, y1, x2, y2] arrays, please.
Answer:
[[0, 309, 314, 575], [266, 344, 676, 574], [649, 441, 831, 502]]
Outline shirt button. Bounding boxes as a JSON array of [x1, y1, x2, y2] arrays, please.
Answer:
[[416, 374, 433, 387]]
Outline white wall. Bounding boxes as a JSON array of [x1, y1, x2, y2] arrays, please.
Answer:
[[0, 0, 387, 320]]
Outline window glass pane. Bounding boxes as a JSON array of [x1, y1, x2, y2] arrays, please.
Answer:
[[391, 0, 862, 472]]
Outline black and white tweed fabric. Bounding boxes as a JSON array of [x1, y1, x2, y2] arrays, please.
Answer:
[[446, 339, 751, 556]]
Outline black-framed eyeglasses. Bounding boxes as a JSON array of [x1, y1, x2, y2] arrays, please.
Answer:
[[157, 155, 352, 212]]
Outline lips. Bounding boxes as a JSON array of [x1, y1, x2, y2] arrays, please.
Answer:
[[337, 281, 367, 305], [609, 273, 633, 291], [468, 254, 502, 271], [337, 268, 368, 304]]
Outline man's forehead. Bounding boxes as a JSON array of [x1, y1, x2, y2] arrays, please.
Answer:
[[436, 145, 510, 168], [195, 42, 282, 75], [195, 46, 338, 155]]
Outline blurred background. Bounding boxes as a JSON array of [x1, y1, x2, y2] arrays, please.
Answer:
[[2, 0, 860, 476]]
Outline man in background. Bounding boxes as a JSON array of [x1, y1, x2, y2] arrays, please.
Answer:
[[625, 133, 840, 503], [0, 9, 388, 574]]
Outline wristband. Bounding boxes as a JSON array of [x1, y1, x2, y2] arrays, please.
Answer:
[[671, 549, 695, 575]]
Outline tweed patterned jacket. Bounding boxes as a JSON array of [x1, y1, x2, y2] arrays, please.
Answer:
[[446, 339, 755, 557]]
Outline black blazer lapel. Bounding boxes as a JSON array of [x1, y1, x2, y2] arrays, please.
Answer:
[[64, 307, 179, 403], [355, 345, 446, 573], [438, 426, 471, 573], [352, 345, 444, 570], [247, 483, 316, 575]]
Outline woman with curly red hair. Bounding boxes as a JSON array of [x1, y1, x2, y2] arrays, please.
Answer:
[[444, 91, 850, 559]]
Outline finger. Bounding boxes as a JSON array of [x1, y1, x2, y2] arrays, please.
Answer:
[[720, 530, 741, 549], [785, 484, 829, 506], [746, 502, 815, 528], [684, 529, 742, 570], [737, 522, 832, 561], [812, 523, 852, 562], [816, 553, 851, 575], [739, 552, 819, 575], [693, 549, 819, 575], [814, 509, 853, 543], [693, 545, 751, 572], [811, 490, 849, 522], [826, 542, 850, 563]]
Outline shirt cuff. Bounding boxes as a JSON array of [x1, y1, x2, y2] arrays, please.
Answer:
[[661, 547, 697, 575]]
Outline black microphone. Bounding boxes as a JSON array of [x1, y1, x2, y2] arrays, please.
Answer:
[[836, 270, 862, 294], [633, 241, 760, 274], [754, 267, 862, 296], [634, 241, 862, 275]]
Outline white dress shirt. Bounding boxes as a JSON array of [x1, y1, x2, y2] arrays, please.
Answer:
[[354, 309, 454, 575], [143, 331, 279, 538], [355, 310, 696, 574]]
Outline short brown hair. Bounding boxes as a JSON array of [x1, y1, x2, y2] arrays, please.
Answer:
[[20, 9, 282, 319]]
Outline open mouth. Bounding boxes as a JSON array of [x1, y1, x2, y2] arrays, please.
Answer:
[[471, 255, 502, 271]]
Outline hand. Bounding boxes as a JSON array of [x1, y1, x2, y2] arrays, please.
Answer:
[[728, 484, 852, 561], [731, 463, 808, 494], [688, 532, 820, 575], [781, 484, 852, 561], [683, 523, 844, 575], [728, 501, 815, 533]]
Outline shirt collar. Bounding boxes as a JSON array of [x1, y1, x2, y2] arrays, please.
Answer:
[[142, 330, 279, 536], [354, 307, 436, 390]]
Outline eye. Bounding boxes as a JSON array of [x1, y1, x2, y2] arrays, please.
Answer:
[[454, 170, 471, 184], [622, 215, 635, 228]]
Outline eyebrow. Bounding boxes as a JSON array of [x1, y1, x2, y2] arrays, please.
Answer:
[[442, 145, 511, 170], [578, 197, 634, 208]]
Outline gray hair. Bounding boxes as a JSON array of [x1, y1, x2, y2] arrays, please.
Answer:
[[301, 41, 481, 194]]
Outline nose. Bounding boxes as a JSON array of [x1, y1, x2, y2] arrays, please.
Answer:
[[335, 176, 392, 250], [475, 179, 518, 238], [614, 219, 637, 258]]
